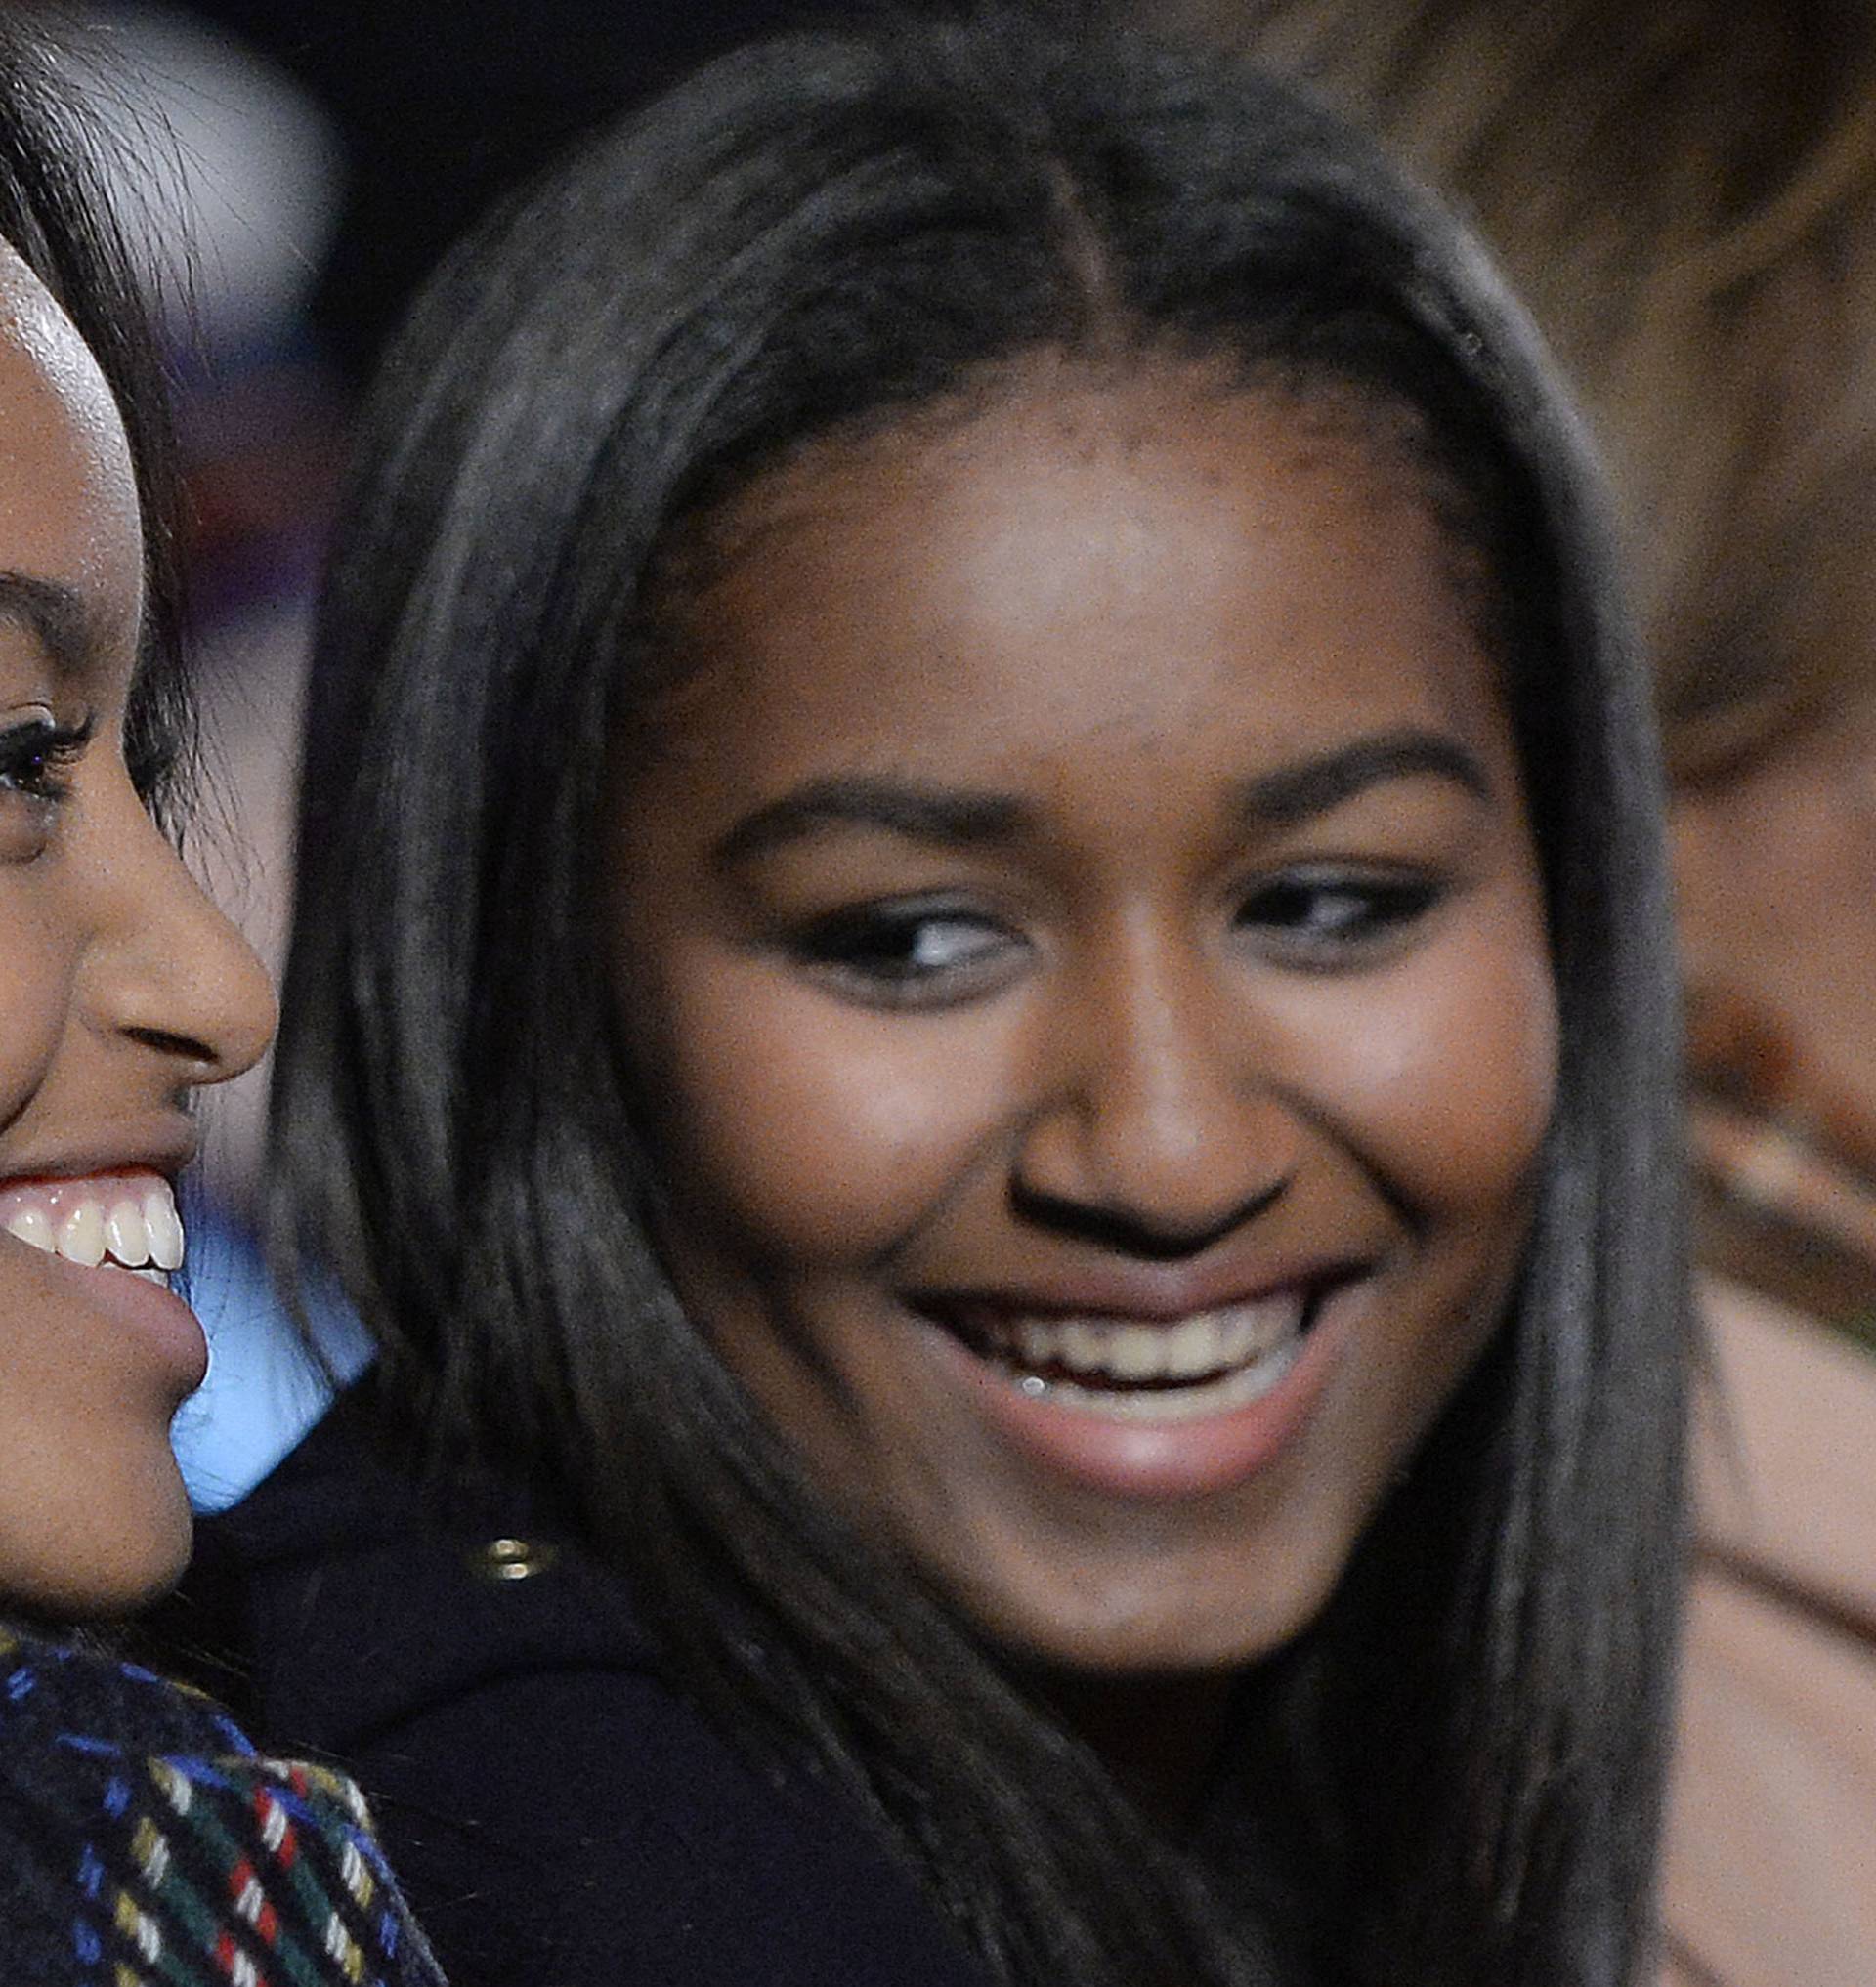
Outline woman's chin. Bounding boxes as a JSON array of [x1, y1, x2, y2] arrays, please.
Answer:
[[930, 1500, 1351, 1679], [0, 1458, 192, 1623]]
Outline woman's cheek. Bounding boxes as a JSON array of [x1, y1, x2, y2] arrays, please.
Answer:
[[1269, 916, 1557, 1214], [0, 910, 64, 1130], [649, 958, 1012, 1258], [1414, 933, 1557, 1208]]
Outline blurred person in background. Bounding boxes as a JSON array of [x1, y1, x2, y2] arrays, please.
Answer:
[[1156, 1, 1876, 1979], [170, 0, 843, 383]]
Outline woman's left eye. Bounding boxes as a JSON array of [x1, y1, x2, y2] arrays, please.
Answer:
[[0, 711, 92, 792], [1236, 868, 1441, 962]]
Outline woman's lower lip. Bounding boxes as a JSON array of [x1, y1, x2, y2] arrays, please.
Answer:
[[0, 1234, 207, 1392], [926, 1290, 1349, 1501]]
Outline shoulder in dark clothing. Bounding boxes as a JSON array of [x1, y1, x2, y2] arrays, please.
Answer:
[[162, 1390, 992, 1987]]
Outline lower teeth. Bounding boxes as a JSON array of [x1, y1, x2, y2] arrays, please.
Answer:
[[1011, 1335, 1300, 1421], [117, 1264, 170, 1288]]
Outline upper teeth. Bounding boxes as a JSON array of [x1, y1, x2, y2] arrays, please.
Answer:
[[0, 1174, 184, 1274], [973, 1297, 1302, 1386]]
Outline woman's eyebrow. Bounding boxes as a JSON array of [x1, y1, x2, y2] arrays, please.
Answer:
[[712, 729, 1494, 867], [0, 571, 93, 678], [714, 777, 1031, 865], [1232, 729, 1493, 826]]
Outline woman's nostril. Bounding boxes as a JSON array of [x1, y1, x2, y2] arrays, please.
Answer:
[[1009, 1171, 1293, 1259], [122, 1023, 222, 1067]]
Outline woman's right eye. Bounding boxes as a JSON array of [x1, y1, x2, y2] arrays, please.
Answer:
[[789, 900, 1025, 1008], [0, 709, 91, 858]]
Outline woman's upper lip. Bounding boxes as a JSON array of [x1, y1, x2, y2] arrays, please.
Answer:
[[0, 1122, 199, 1191], [910, 1257, 1368, 1324]]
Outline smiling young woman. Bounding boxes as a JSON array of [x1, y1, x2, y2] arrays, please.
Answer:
[[189, 9, 1688, 1986], [0, 23, 447, 1982], [609, 363, 1556, 1677], [0, 62, 275, 1629]]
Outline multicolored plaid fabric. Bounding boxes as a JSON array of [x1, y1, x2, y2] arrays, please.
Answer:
[[0, 1626, 445, 1986]]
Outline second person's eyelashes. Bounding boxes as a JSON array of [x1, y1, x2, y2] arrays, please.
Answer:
[[1234, 867, 1443, 966], [789, 897, 1028, 1008]]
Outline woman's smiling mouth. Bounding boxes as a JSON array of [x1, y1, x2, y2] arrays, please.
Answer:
[[889, 1264, 1376, 1505], [0, 1163, 209, 1398], [932, 1289, 1318, 1422], [0, 1169, 186, 1287]]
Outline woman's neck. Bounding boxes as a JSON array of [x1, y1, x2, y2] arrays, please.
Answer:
[[1026, 1666, 1239, 1832]]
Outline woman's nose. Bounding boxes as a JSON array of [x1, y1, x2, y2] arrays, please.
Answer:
[[83, 789, 277, 1089], [1011, 933, 1296, 1252]]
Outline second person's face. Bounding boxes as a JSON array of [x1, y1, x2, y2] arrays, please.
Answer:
[[607, 359, 1556, 1672]]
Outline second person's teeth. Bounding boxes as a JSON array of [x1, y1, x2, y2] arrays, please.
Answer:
[[1062, 1322, 1105, 1367], [1163, 1313, 1220, 1378], [978, 1298, 1304, 1386], [1216, 1311, 1258, 1365], [1107, 1329, 1163, 1380]]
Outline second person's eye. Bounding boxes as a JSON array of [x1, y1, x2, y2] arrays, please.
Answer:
[[1236, 868, 1441, 963], [790, 899, 1026, 1008]]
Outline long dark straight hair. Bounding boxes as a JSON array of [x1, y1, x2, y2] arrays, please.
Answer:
[[273, 9, 1687, 1984], [0, 19, 189, 810]]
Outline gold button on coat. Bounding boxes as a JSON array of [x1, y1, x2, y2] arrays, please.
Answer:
[[467, 1536, 560, 1583]]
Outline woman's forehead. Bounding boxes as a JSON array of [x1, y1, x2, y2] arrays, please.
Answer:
[[630, 367, 1517, 817], [666, 352, 1505, 684], [0, 239, 143, 670]]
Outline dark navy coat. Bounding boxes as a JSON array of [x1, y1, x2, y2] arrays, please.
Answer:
[[172, 1393, 990, 1987]]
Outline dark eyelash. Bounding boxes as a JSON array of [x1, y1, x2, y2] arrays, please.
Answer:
[[0, 711, 95, 805]]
